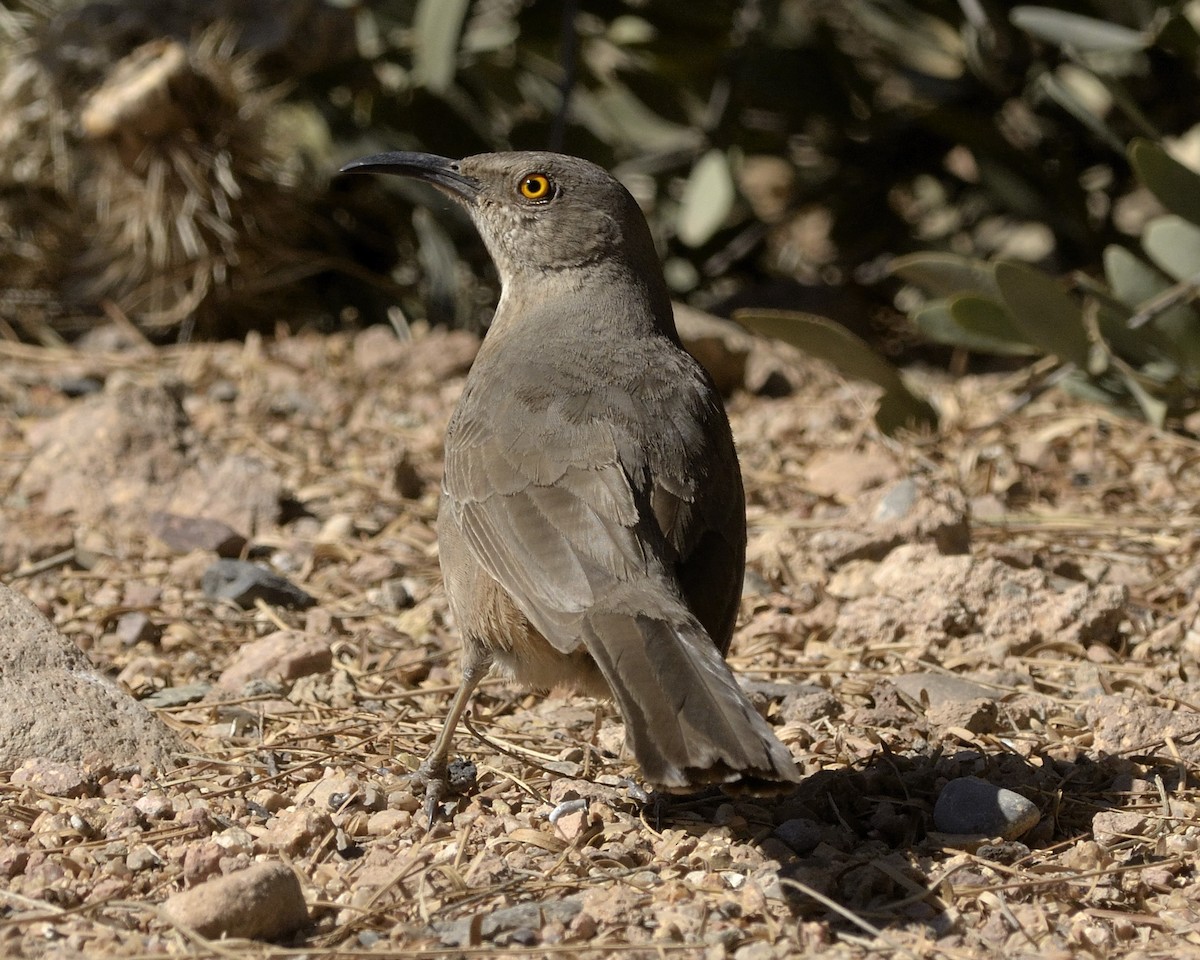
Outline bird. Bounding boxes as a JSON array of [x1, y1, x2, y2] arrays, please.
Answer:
[[340, 150, 801, 817]]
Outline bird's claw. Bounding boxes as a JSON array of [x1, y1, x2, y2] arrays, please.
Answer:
[[408, 755, 478, 829]]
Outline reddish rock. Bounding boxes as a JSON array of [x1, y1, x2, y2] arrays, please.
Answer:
[[161, 861, 308, 941], [11, 758, 91, 798], [146, 512, 247, 557], [217, 630, 332, 691], [257, 809, 334, 855]]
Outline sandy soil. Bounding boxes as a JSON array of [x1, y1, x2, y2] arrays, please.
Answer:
[[1, 324, 1198, 959]]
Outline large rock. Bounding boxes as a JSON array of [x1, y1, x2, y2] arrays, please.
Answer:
[[18, 379, 282, 535], [0, 584, 183, 773], [831, 543, 1129, 657]]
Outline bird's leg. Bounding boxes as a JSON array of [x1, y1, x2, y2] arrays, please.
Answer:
[[580, 700, 603, 780], [412, 651, 490, 825]]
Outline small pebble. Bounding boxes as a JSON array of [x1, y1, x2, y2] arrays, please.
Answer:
[[1092, 810, 1148, 845], [774, 818, 822, 855], [553, 808, 592, 842], [116, 611, 160, 646], [208, 380, 239, 403], [11, 759, 90, 798], [890, 672, 998, 708], [367, 810, 410, 836], [126, 844, 162, 871], [147, 512, 247, 557], [933, 776, 1039, 839], [201, 558, 316, 610], [874, 477, 918, 521], [133, 792, 174, 820], [259, 808, 334, 854], [56, 376, 104, 397]]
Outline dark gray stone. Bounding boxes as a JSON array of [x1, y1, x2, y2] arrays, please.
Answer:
[[933, 776, 1039, 839], [202, 558, 316, 609], [433, 898, 583, 946]]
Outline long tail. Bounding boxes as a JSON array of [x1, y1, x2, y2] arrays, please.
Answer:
[[580, 599, 800, 793]]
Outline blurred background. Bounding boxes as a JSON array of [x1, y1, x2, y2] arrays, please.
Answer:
[[2, 0, 1199, 425]]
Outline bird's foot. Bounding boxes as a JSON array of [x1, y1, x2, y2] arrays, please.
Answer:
[[612, 778, 670, 828], [409, 755, 478, 828], [618, 777, 650, 804], [642, 789, 670, 831]]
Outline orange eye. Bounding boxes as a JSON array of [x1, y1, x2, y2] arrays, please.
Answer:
[[518, 173, 553, 201]]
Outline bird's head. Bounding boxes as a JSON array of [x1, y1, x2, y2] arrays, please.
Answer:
[[340, 150, 659, 282]]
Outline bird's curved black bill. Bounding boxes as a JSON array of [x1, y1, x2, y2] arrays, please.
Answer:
[[339, 151, 481, 200]]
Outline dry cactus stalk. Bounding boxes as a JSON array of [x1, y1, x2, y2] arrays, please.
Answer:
[[0, 15, 327, 341], [76, 26, 311, 338]]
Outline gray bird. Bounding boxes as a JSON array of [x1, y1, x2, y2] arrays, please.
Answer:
[[340, 151, 800, 814]]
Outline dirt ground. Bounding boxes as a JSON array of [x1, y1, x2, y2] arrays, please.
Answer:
[[1, 321, 1199, 959]]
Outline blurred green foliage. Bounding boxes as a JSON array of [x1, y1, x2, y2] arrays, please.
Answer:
[[321, 0, 1200, 425], [3, 0, 1200, 426], [893, 137, 1200, 426], [735, 307, 939, 435]]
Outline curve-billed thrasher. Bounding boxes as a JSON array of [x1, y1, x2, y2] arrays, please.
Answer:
[[341, 151, 800, 813]]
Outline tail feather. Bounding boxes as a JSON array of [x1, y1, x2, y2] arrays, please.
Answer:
[[581, 603, 800, 792]]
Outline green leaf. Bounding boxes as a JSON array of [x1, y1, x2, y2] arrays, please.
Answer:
[[677, 149, 735, 248], [994, 261, 1091, 367], [889, 252, 1000, 298], [413, 0, 471, 93], [1116, 366, 1169, 427], [1010, 7, 1147, 52], [914, 298, 1035, 355], [1142, 215, 1200, 281], [734, 309, 937, 435], [1104, 244, 1200, 379], [1105, 244, 1168, 306], [463, 18, 520, 54], [1129, 139, 1200, 226], [850, 4, 964, 80], [1085, 253, 1163, 363], [577, 84, 703, 153], [1037, 69, 1124, 152], [948, 295, 1040, 354], [608, 15, 657, 45]]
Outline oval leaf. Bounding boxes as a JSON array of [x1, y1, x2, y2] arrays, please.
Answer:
[[1130, 139, 1200, 226], [413, 0, 471, 93], [1010, 7, 1146, 52], [851, 5, 964, 79], [734, 309, 937, 434], [1102, 245, 1200, 376], [948, 295, 1040, 354], [994, 261, 1090, 367], [1116, 367, 1169, 427], [1104, 243, 1170, 306], [915, 299, 1035, 356], [889, 252, 999, 298], [1037, 69, 1124, 152], [677, 149, 735, 248], [1142, 215, 1200, 281], [590, 85, 703, 153]]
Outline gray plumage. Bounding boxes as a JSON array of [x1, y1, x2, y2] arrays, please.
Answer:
[[340, 150, 800, 811]]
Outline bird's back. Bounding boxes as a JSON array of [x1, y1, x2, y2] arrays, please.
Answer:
[[442, 286, 745, 655]]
